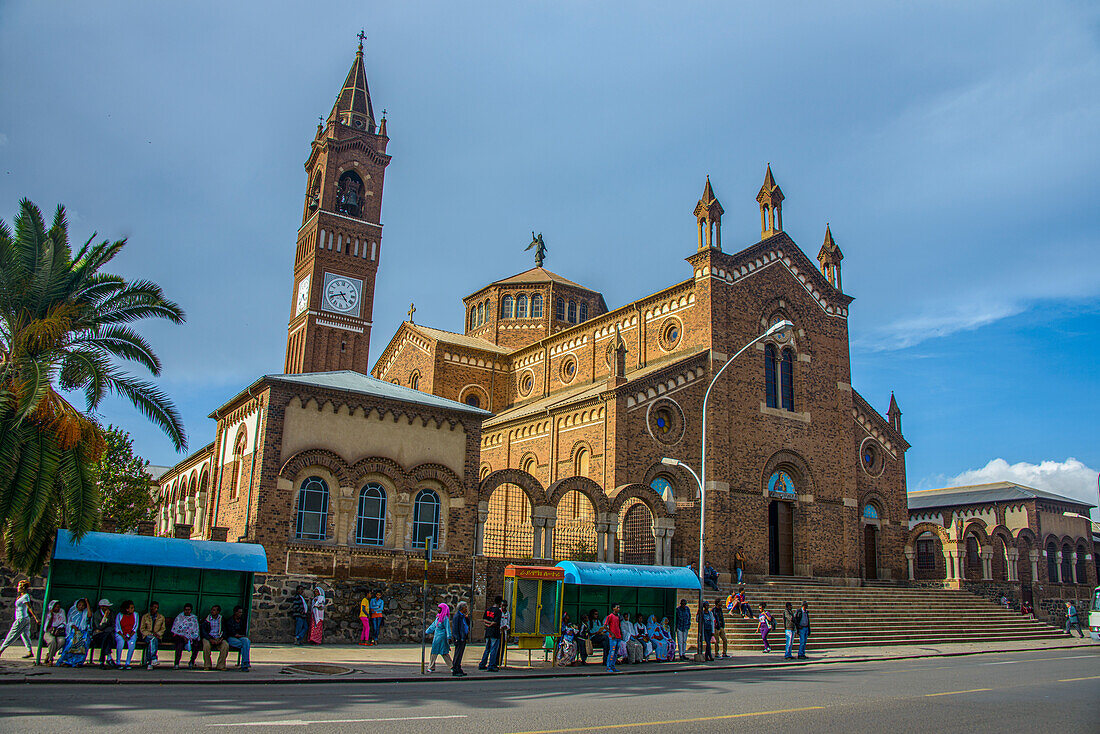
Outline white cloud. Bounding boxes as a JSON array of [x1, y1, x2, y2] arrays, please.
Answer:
[[927, 457, 1099, 518], [860, 298, 1024, 352]]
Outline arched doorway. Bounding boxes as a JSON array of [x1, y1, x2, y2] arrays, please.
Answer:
[[483, 483, 533, 558], [619, 500, 655, 565], [553, 490, 597, 561], [964, 535, 982, 580], [768, 500, 794, 576], [864, 524, 878, 580]]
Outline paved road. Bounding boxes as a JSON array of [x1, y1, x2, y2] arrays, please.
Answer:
[[2, 649, 1097, 733]]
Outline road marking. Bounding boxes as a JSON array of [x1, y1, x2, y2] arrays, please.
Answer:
[[1058, 675, 1100, 682], [980, 654, 1098, 666], [208, 715, 468, 727], [503, 707, 826, 733], [924, 688, 992, 697]]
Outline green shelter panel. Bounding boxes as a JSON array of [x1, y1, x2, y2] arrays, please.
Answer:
[[577, 585, 610, 608], [101, 563, 151, 590], [199, 594, 243, 617], [148, 592, 198, 620], [155, 567, 201, 591], [50, 560, 101, 588], [202, 569, 245, 595], [562, 584, 579, 604]]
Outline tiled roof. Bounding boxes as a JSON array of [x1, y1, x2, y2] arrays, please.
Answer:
[[144, 465, 171, 482], [489, 267, 592, 290], [410, 324, 510, 354], [253, 371, 490, 416], [908, 482, 1095, 510]]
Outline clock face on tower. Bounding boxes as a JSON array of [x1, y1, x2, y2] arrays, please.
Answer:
[[322, 272, 363, 317], [295, 274, 311, 316]]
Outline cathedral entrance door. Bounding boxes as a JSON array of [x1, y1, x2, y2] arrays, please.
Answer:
[[864, 524, 878, 580], [768, 501, 794, 576]]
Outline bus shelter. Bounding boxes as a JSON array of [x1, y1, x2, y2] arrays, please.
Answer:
[[556, 561, 701, 627], [37, 530, 268, 663]]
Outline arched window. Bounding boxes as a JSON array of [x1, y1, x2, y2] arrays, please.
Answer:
[[469, 309, 476, 330], [232, 429, 247, 497], [651, 476, 675, 512], [567, 300, 577, 323], [579, 303, 588, 322], [355, 483, 387, 546], [781, 348, 794, 411], [409, 371, 420, 390], [465, 393, 481, 408], [501, 295, 514, 319], [764, 344, 778, 408], [532, 294, 543, 318], [1076, 544, 1088, 584], [335, 171, 364, 217], [1061, 542, 1073, 583], [1046, 541, 1058, 581], [553, 490, 596, 560], [484, 484, 533, 558], [862, 504, 879, 519], [517, 294, 528, 318], [412, 489, 441, 549], [555, 298, 565, 321], [520, 455, 537, 475], [620, 500, 655, 565], [574, 447, 590, 478], [295, 476, 329, 540], [476, 302, 485, 326]]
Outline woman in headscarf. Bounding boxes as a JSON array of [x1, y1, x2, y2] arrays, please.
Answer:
[[308, 586, 326, 644], [41, 600, 67, 665], [425, 603, 453, 673], [56, 598, 92, 667], [646, 615, 671, 662]]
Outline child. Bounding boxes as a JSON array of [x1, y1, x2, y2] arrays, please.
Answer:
[[758, 602, 774, 653]]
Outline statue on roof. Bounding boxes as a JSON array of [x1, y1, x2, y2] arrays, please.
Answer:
[[526, 232, 547, 268]]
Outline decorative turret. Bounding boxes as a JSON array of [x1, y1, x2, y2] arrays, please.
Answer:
[[888, 392, 902, 434], [756, 164, 784, 239], [693, 175, 724, 251], [817, 223, 844, 292]]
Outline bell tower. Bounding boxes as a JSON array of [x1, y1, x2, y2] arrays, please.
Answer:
[[285, 35, 391, 375], [756, 164, 784, 239]]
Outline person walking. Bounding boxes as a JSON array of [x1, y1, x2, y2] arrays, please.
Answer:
[[782, 601, 797, 659], [291, 585, 309, 645], [733, 547, 746, 584], [425, 603, 453, 673], [1064, 600, 1084, 638], [308, 586, 327, 644], [478, 596, 502, 672], [696, 601, 715, 661], [674, 599, 691, 660], [713, 597, 728, 658], [604, 604, 622, 673], [796, 601, 811, 659], [357, 593, 371, 645], [0, 580, 38, 660], [369, 591, 386, 645], [496, 601, 511, 669], [451, 601, 470, 676], [757, 602, 773, 653]]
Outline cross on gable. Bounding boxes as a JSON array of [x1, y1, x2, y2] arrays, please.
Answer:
[[407, 303, 416, 322]]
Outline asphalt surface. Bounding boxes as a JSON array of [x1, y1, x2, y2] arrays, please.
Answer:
[[1, 648, 1096, 733]]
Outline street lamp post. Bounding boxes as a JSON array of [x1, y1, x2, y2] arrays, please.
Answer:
[[662, 318, 792, 660]]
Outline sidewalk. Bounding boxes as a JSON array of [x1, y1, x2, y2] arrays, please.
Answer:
[[0, 636, 1094, 685]]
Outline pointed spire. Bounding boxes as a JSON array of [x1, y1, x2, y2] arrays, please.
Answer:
[[328, 36, 376, 132], [817, 223, 844, 291], [694, 175, 724, 251], [888, 392, 902, 434], [756, 164, 784, 238]]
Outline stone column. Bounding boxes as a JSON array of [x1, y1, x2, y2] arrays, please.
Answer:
[[981, 548, 993, 580], [606, 516, 619, 564], [594, 521, 608, 562], [1070, 551, 1078, 584], [652, 528, 665, 566], [543, 518, 556, 560], [1055, 551, 1063, 583], [1029, 550, 1039, 583], [532, 517, 544, 559], [904, 548, 915, 580], [1006, 549, 1019, 582], [654, 518, 676, 566], [475, 502, 489, 556], [945, 550, 957, 580]]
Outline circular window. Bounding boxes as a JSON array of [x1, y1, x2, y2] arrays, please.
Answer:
[[646, 399, 685, 445], [767, 470, 796, 496], [860, 439, 885, 477], [519, 372, 534, 397], [560, 356, 578, 383], [659, 319, 682, 350]]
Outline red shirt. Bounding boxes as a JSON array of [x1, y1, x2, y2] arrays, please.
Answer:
[[119, 612, 137, 636], [604, 613, 621, 640]]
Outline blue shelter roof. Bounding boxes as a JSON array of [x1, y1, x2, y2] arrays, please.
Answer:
[[52, 530, 268, 573], [556, 561, 701, 590]]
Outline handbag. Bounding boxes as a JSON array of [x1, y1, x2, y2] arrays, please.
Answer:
[[585, 637, 593, 655]]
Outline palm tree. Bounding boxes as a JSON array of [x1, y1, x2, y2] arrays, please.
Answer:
[[0, 199, 186, 572]]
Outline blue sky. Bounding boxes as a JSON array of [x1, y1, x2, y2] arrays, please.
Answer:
[[1, 1, 1097, 512]]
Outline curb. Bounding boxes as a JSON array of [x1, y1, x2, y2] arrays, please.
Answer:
[[1, 640, 1093, 685]]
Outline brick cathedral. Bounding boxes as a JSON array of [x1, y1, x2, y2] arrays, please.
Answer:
[[154, 40, 911, 637]]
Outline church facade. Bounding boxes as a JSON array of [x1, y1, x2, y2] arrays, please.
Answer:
[[153, 39, 913, 642]]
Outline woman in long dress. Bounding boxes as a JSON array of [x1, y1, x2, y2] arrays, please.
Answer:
[[425, 603, 452, 673], [647, 615, 671, 661], [308, 586, 326, 644], [56, 598, 92, 667]]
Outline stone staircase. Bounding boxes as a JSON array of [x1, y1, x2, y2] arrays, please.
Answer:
[[680, 578, 1068, 651]]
